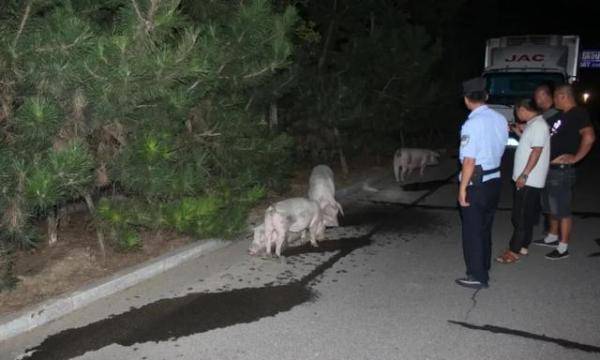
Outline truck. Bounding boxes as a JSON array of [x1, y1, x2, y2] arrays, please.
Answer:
[[482, 34, 580, 144]]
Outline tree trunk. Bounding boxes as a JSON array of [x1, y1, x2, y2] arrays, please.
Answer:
[[58, 204, 70, 227], [399, 127, 406, 148], [84, 193, 106, 263], [333, 127, 349, 176], [47, 208, 58, 245], [0, 243, 17, 291], [269, 101, 278, 130], [318, 0, 338, 73]]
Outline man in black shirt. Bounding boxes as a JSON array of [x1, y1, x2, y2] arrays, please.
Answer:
[[534, 84, 596, 259]]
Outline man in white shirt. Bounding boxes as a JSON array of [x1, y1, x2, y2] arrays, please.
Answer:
[[496, 99, 550, 264]]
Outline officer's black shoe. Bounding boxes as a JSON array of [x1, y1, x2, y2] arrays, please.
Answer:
[[455, 277, 489, 289], [545, 249, 570, 260]]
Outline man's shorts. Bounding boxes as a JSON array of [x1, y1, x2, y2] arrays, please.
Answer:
[[541, 167, 576, 218]]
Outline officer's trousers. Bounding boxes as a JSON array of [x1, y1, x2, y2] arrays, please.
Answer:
[[460, 178, 502, 284]]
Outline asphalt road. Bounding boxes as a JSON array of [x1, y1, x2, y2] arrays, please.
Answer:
[[3, 150, 600, 360]]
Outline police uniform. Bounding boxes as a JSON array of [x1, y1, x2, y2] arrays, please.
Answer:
[[458, 77, 508, 287]]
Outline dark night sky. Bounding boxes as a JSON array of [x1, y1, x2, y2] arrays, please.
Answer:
[[453, 0, 600, 108], [457, 0, 599, 46]]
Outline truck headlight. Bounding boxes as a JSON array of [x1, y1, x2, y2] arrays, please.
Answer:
[[582, 92, 590, 103]]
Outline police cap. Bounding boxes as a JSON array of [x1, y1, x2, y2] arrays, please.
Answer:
[[462, 77, 487, 95]]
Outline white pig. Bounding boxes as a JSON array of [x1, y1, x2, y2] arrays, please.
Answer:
[[248, 223, 306, 256], [393, 148, 440, 182], [249, 198, 325, 257], [307, 165, 344, 227]]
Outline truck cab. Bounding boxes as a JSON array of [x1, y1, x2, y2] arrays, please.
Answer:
[[482, 35, 580, 146]]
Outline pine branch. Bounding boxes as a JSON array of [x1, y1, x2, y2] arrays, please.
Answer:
[[146, 0, 160, 32], [243, 65, 272, 79], [36, 32, 88, 53], [12, 2, 31, 50], [84, 63, 107, 81], [131, 0, 145, 24]]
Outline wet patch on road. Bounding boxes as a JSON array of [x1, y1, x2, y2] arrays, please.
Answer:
[[448, 320, 600, 353], [340, 208, 393, 227], [341, 207, 442, 232], [588, 238, 600, 257], [283, 237, 372, 256], [20, 285, 315, 360], [574, 212, 600, 219], [401, 179, 453, 192]]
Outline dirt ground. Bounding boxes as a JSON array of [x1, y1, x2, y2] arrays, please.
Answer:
[[0, 156, 387, 318]]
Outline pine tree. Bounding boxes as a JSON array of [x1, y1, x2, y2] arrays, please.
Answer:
[[0, 0, 298, 289]]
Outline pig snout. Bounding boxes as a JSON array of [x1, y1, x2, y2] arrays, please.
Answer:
[[321, 203, 340, 227], [248, 240, 265, 256], [248, 224, 267, 256], [428, 152, 440, 165]]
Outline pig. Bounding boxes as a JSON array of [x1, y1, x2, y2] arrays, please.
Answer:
[[393, 148, 440, 182], [248, 223, 307, 256], [248, 198, 325, 257], [307, 165, 344, 227]]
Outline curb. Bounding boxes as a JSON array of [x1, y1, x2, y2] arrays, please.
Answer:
[[0, 239, 229, 342], [0, 167, 389, 343]]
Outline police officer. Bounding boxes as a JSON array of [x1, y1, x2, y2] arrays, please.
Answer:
[[456, 77, 508, 289]]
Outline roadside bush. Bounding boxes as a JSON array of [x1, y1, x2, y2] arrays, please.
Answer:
[[97, 185, 266, 247]]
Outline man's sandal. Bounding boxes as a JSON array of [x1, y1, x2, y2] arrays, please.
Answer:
[[495, 250, 520, 264]]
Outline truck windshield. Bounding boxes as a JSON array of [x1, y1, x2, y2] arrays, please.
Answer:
[[485, 73, 565, 105]]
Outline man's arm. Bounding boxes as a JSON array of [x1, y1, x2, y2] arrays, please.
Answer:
[[509, 122, 524, 138], [458, 157, 475, 207], [552, 126, 596, 164], [516, 147, 542, 189], [574, 127, 596, 163]]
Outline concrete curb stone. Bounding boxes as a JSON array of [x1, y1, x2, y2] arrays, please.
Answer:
[[0, 167, 389, 342]]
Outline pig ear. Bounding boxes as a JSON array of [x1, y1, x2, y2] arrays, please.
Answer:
[[323, 203, 335, 214], [336, 201, 344, 216]]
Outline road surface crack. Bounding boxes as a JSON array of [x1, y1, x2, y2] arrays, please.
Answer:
[[464, 288, 481, 321]]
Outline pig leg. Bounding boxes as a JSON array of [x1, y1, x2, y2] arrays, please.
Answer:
[[401, 166, 408, 182], [275, 233, 285, 257], [335, 200, 344, 216], [265, 209, 286, 256], [308, 219, 319, 247], [316, 219, 326, 241], [419, 160, 427, 177], [264, 208, 275, 256], [393, 152, 401, 182], [309, 212, 326, 245], [300, 229, 307, 242], [323, 203, 339, 227], [271, 226, 285, 257]]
